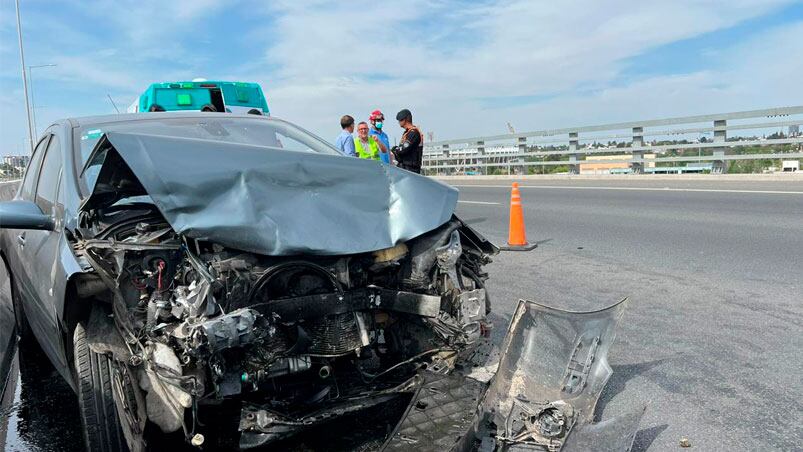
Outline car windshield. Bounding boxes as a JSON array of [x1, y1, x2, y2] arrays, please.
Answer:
[[75, 116, 342, 192]]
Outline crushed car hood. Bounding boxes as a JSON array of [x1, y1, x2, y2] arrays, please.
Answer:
[[80, 132, 458, 256]]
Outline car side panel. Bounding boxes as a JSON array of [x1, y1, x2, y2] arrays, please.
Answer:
[[12, 128, 76, 385], [18, 227, 72, 379]]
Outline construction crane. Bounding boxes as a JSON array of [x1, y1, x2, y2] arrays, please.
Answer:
[[506, 122, 515, 134]]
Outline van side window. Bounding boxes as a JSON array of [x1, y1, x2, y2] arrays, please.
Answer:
[[35, 135, 62, 213], [19, 136, 50, 200]]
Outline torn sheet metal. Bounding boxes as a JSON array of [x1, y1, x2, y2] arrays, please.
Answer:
[[466, 298, 643, 452], [80, 132, 458, 256], [384, 298, 644, 452]]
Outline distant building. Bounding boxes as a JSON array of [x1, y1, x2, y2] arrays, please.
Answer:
[[2, 154, 30, 169], [782, 160, 800, 172], [789, 125, 800, 137], [646, 162, 714, 174], [580, 153, 656, 174], [422, 145, 521, 175], [424, 145, 519, 158]]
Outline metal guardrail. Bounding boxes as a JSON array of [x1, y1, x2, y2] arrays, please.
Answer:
[[423, 106, 803, 174]]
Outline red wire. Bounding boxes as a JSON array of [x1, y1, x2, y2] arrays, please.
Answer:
[[157, 261, 166, 291]]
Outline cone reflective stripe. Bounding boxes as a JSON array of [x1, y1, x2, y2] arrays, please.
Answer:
[[507, 182, 528, 246]]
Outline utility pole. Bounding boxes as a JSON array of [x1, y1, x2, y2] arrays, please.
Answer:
[[15, 0, 35, 154], [29, 64, 57, 136], [107, 94, 121, 113]]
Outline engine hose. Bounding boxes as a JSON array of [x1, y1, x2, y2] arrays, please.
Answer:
[[247, 260, 344, 304]]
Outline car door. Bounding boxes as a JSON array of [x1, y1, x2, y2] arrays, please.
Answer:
[[4, 135, 49, 294], [13, 130, 69, 371]]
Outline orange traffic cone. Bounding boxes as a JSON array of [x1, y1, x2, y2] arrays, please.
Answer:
[[502, 182, 537, 251]]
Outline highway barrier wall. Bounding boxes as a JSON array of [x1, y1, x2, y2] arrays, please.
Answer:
[[423, 106, 803, 175], [434, 173, 803, 182]]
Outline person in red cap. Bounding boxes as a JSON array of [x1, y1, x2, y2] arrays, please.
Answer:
[[368, 110, 391, 164]]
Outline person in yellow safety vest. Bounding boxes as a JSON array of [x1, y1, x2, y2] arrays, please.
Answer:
[[354, 121, 381, 160]]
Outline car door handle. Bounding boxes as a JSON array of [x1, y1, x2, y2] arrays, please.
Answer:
[[17, 232, 26, 247]]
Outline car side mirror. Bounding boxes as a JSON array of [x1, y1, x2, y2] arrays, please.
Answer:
[[0, 200, 54, 231]]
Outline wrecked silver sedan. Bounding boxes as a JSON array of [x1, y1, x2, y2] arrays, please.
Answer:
[[0, 113, 640, 451]]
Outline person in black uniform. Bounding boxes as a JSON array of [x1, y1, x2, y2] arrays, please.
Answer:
[[391, 109, 423, 173]]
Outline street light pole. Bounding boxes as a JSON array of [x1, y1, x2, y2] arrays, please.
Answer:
[[28, 64, 57, 136], [15, 0, 35, 154]]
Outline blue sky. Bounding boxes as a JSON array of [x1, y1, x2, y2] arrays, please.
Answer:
[[0, 0, 801, 155], [619, 3, 803, 80]]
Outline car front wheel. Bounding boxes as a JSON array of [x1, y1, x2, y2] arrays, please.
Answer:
[[73, 322, 129, 452]]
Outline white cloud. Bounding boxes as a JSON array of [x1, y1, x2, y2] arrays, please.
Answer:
[[1, 0, 800, 155], [453, 21, 803, 137], [0, 0, 229, 152], [243, 0, 799, 141], [0, 0, 229, 84], [77, 0, 226, 50]]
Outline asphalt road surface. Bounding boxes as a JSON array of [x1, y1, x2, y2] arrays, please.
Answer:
[[453, 178, 803, 451]]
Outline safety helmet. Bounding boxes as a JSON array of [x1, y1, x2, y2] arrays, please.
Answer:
[[369, 109, 384, 121]]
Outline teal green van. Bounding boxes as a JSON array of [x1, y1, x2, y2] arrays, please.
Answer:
[[127, 80, 270, 115]]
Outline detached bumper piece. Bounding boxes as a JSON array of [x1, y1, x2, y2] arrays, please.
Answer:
[[384, 298, 645, 452]]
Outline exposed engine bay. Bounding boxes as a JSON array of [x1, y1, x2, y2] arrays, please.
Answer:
[[75, 212, 497, 450]]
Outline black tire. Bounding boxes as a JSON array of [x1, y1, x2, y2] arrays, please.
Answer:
[[74, 323, 129, 452]]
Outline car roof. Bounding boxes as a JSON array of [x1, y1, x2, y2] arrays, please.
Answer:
[[65, 112, 277, 129]]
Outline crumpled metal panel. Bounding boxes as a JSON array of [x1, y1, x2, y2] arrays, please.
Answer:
[[469, 298, 644, 451], [82, 132, 458, 256], [382, 298, 642, 452], [490, 299, 628, 423]]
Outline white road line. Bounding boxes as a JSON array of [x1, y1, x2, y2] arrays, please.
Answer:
[[453, 184, 803, 195], [457, 200, 501, 205]]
